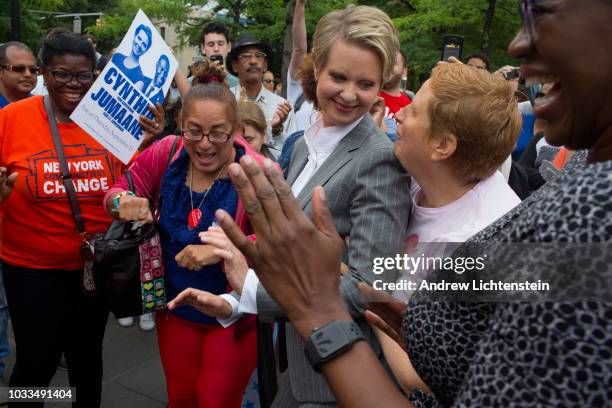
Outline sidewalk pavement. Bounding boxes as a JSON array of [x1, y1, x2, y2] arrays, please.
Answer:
[[5, 317, 167, 407]]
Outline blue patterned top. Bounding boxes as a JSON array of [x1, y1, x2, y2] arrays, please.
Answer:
[[158, 147, 244, 324]]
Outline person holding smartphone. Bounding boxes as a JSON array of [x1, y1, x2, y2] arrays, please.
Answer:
[[198, 22, 239, 88]]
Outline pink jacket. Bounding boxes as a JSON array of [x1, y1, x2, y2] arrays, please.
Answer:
[[104, 134, 269, 233]]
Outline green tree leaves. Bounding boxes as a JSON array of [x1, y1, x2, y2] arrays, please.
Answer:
[[1, 0, 522, 90]]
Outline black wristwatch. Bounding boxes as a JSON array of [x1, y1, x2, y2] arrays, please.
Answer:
[[304, 320, 365, 372]]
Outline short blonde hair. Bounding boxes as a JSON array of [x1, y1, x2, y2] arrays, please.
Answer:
[[310, 5, 399, 84], [238, 101, 267, 135], [427, 63, 521, 182]]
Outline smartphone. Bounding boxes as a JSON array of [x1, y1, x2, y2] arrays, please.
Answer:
[[504, 69, 520, 80], [441, 35, 464, 62], [209, 54, 223, 65]]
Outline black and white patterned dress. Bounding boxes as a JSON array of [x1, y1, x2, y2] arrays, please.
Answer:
[[404, 152, 612, 407]]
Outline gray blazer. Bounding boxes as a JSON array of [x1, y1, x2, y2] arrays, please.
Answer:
[[256, 115, 411, 406]]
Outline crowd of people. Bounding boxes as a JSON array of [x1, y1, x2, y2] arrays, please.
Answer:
[[0, 0, 610, 407]]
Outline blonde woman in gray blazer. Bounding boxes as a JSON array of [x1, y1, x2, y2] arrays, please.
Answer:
[[171, 5, 411, 407]]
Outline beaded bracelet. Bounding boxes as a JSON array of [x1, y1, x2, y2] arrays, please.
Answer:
[[111, 191, 135, 213]]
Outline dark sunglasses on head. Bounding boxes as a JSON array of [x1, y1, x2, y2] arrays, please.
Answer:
[[1, 64, 41, 75]]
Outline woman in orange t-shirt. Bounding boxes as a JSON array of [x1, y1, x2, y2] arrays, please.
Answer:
[[0, 33, 158, 407]]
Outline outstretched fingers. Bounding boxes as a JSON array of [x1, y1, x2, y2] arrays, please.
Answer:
[[215, 209, 256, 261], [263, 159, 310, 225], [167, 287, 197, 310], [227, 162, 270, 233], [239, 156, 287, 229]]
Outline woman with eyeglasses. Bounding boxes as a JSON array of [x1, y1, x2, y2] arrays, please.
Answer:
[[0, 33, 132, 406], [104, 83, 261, 407], [197, 0, 612, 407], [262, 70, 275, 92]]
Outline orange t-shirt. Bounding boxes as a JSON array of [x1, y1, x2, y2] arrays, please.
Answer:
[[0, 96, 124, 269]]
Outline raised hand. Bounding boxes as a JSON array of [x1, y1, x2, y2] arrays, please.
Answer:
[[271, 100, 292, 128], [139, 102, 165, 151], [215, 156, 349, 337]]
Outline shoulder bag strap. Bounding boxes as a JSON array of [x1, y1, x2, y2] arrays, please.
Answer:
[[168, 135, 180, 165], [153, 135, 180, 217], [126, 169, 135, 192], [43, 95, 86, 235]]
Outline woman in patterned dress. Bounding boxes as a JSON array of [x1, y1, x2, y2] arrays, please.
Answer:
[[204, 1, 612, 407]]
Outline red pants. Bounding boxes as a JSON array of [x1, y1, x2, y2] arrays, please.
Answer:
[[156, 311, 257, 408]]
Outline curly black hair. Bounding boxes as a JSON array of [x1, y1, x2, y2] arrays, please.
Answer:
[[40, 33, 96, 70]]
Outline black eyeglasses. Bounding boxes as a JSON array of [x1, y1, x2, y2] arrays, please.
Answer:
[[182, 129, 232, 143], [48, 69, 96, 84], [1, 64, 41, 75], [262, 79, 274, 84]]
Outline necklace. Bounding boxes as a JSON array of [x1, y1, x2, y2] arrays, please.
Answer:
[[187, 161, 226, 230]]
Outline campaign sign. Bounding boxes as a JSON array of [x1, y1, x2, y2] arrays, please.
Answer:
[[71, 9, 178, 163]]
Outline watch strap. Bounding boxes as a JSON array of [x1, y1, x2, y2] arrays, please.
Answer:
[[304, 320, 365, 372]]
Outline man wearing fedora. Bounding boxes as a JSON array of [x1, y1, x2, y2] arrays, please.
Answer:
[[227, 33, 297, 156]]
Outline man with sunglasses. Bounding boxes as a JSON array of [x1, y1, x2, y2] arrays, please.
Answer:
[[0, 42, 37, 402], [0, 42, 38, 108]]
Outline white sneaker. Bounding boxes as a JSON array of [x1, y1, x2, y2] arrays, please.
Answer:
[[117, 317, 134, 327], [139, 313, 155, 331]]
